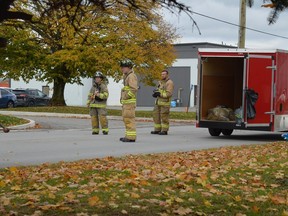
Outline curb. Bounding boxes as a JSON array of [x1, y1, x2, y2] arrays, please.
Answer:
[[8, 118, 36, 130]]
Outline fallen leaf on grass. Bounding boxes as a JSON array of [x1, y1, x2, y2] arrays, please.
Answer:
[[121, 210, 128, 214], [173, 207, 193, 215], [39, 204, 61, 210], [203, 200, 212, 207], [130, 192, 140, 198], [0, 181, 6, 187], [11, 185, 21, 191], [76, 213, 89, 216], [1, 197, 11, 206], [175, 197, 184, 203], [88, 196, 100, 206], [252, 205, 260, 213], [30, 210, 43, 216], [270, 195, 287, 205], [234, 195, 242, 202]]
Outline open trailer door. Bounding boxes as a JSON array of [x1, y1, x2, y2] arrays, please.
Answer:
[[244, 54, 275, 130]]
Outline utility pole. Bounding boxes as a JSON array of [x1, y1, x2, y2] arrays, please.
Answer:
[[238, 0, 246, 48]]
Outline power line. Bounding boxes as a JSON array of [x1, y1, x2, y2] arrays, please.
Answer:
[[192, 11, 288, 40]]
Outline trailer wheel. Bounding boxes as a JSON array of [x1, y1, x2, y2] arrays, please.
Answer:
[[222, 129, 233, 136], [208, 128, 221, 136]]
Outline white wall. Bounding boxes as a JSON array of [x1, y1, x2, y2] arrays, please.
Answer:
[[107, 78, 122, 106], [172, 58, 198, 106], [64, 78, 91, 106]]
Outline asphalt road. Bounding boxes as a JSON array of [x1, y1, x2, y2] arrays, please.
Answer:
[[0, 116, 283, 168]]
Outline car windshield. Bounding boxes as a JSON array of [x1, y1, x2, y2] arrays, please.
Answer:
[[0, 88, 11, 97], [13, 90, 26, 94], [0, 88, 13, 93]]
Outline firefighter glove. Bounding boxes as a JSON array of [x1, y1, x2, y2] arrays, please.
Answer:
[[95, 96, 104, 102], [152, 91, 161, 98]]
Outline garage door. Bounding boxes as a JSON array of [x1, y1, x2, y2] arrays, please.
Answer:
[[137, 67, 190, 107]]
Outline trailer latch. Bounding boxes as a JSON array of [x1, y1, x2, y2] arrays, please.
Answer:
[[265, 111, 275, 115], [266, 65, 276, 70]]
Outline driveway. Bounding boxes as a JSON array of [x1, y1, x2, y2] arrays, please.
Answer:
[[0, 115, 283, 168]]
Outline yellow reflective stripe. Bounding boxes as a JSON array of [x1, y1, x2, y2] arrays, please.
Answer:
[[128, 91, 135, 98], [158, 89, 167, 98], [93, 128, 100, 132], [161, 124, 169, 129], [102, 128, 109, 132], [157, 101, 170, 106], [122, 86, 130, 90], [99, 93, 108, 99], [154, 124, 161, 129], [90, 104, 107, 108], [121, 99, 136, 104], [126, 131, 136, 135]]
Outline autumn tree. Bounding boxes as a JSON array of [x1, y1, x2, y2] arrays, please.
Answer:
[[0, 0, 177, 105]]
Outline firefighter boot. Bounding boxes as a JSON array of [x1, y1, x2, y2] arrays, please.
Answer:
[[159, 131, 168, 135]]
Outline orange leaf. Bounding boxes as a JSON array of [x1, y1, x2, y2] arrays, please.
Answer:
[[130, 192, 140, 199], [252, 205, 260, 213], [270, 195, 286, 205], [88, 196, 100, 206]]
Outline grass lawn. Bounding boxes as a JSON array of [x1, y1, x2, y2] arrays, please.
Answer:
[[7, 106, 196, 120], [0, 142, 287, 215], [0, 114, 29, 127]]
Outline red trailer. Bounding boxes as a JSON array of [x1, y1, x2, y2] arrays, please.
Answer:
[[196, 48, 288, 136]]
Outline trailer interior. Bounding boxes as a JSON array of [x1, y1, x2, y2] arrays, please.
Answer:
[[200, 57, 244, 122]]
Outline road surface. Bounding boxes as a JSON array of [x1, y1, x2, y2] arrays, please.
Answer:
[[0, 116, 282, 168]]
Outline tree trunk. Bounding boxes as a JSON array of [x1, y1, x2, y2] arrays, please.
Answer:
[[51, 77, 66, 106]]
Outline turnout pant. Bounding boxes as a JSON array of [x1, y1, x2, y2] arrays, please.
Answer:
[[90, 108, 109, 133], [122, 104, 136, 140], [153, 105, 170, 132]]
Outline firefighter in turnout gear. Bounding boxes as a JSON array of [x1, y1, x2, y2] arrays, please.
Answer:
[[151, 70, 174, 135], [87, 71, 109, 135], [119, 59, 138, 142]]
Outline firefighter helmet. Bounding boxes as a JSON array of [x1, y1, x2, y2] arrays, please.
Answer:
[[94, 71, 104, 78], [120, 59, 134, 68]]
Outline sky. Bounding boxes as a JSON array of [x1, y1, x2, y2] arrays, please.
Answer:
[[162, 0, 288, 49]]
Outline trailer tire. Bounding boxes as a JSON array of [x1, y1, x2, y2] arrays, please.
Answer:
[[222, 129, 233, 136], [208, 128, 221, 136]]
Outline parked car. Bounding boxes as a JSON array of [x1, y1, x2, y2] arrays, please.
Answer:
[[0, 87, 13, 93], [0, 88, 17, 108], [12, 88, 51, 107]]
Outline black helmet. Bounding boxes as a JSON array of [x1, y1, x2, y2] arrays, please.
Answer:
[[94, 71, 104, 78], [120, 59, 133, 68]]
